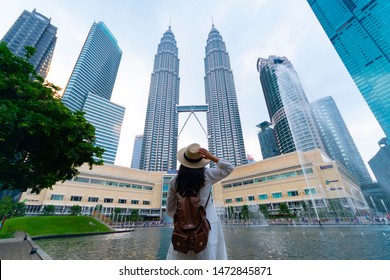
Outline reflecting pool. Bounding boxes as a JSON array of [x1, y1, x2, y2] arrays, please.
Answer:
[[34, 225, 390, 260]]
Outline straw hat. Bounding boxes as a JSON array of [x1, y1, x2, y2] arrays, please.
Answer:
[[177, 143, 210, 169]]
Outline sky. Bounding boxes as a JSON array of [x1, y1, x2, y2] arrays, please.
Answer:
[[0, 0, 385, 178]]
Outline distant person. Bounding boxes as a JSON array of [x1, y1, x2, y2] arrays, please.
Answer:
[[166, 143, 234, 260]]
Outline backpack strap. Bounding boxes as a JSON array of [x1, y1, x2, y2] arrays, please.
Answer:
[[204, 191, 212, 208], [176, 190, 212, 208]]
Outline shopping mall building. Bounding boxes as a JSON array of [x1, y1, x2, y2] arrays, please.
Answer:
[[20, 149, 369, 220]]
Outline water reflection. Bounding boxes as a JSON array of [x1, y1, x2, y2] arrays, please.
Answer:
[[35, 225, 390, 260]]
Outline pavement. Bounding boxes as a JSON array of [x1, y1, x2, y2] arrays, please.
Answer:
[[0, 231, 52, 260]]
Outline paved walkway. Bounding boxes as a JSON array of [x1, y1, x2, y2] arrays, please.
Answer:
[[0, 232, 51, 260]]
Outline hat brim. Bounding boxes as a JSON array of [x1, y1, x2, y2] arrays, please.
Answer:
[[177, 147, 210, 169]]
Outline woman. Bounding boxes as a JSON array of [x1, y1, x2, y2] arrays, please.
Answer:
[[166, 143, 234, 260]]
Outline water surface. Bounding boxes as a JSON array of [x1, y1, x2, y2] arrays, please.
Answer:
[[35, 225, 390, 260]]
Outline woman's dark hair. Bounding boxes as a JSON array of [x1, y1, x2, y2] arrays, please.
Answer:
[[175, 165, 205, 196]]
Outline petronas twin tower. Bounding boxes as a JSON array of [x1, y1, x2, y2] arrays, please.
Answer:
[[140, 25, 247, 171]]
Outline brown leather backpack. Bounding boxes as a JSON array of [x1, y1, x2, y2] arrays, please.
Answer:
[[172, 191, 211, 254]]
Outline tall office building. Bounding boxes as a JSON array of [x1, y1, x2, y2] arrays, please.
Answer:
[[131, 135, 143, 169], [140, 27, 180, 171], [1, 9, 57, 79], [308, 0, 390, 139], [257, 56, 324, 154], [61, 22, 124, 164], [310, 96, 372, 185], [204, 25, 247, 166], [369, 138, 390, 195], [257, 121, 280, 160]]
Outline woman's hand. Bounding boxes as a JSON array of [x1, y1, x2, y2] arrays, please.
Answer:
[[198, 148, 219, 163]]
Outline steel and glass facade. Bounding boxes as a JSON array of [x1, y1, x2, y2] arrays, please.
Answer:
[[204, 25, 247, 166], [83, 93, 125, 164], [308, 0, 390, 139], [140, 27, 180, 171], [61, 22, 124, 164], [1, 9, 57, 79], [62, 22, 122, 111], [257, 121, 280, 160], [131, 135, 144, 169], [257, 56, 324, 154], [310, 96, 372, 185], [369, 138, 390, 195]]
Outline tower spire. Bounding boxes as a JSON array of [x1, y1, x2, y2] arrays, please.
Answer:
[[169, 17, 171, 29], [211, 16, 214, 27]]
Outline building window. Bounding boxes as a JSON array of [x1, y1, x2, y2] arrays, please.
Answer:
[[106, 181, 118, 187], [143, 186, 153, 191], [90, 179, 105, 185], [235, 197, 243, 202], [267, 174, 280, 181], [243, 179, 254, 185], [287, 191, 299, 197], [225, 199, 232, 204], [259, 194, 268, 200], [253, 178, 264, 183], [50, 194, 64, 201], [88, 197, 99, 202], [280, 171, 296, 179], [73, 177, 89, 183], [272, 192, 282, 199], [248, 196, 255, 201], [118, 199, 127, 204], [70, 196, 82, 202], [304, 188, 317, 195], [119, 182, 131, 188], [104, 198, 113, 203], [143, 201, 150, 205], [132, 185, 142, 189], [131, 200, 139, 205]]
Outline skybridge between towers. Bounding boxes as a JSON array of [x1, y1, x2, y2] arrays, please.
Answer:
[[176, 105, 210, 139]]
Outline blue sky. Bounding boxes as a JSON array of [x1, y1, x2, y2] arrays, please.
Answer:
[[0, 0, 384, 176]]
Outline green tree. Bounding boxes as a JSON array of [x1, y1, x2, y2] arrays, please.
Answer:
[[129, 209, 139, 222], [42, 205, 56, 216], [13, 201, 26, 217], [227, 206, 234, 219], [240, 204, 250, 221], [95, 204, 103, 212], [0, 43, 104, 193], [259, 204, 269, 218], [278, 203, 291, 217], [69, 205, 82, 216], [0, 196, 26, 219]]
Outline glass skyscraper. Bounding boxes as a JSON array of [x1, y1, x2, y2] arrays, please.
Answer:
[[257, 56, 324, 154], [204, 25, 247, 166], [1, 9, 57, 79], [310, 96, 372, 185], [140, 27, 180, 171], [256, 121, 280, 160], [61, 22, 124, 164], [369, 138, 390, 195], [131, 135, 143, 169], [308, 0, 390, 139]]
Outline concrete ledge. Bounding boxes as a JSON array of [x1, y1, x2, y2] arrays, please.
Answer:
[[27, 235, 52, 260], [0, 232, 50, 260], [31, 229, 135, 240]]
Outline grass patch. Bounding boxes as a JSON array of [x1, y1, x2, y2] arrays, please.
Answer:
[[0, 216, 112, 238]]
